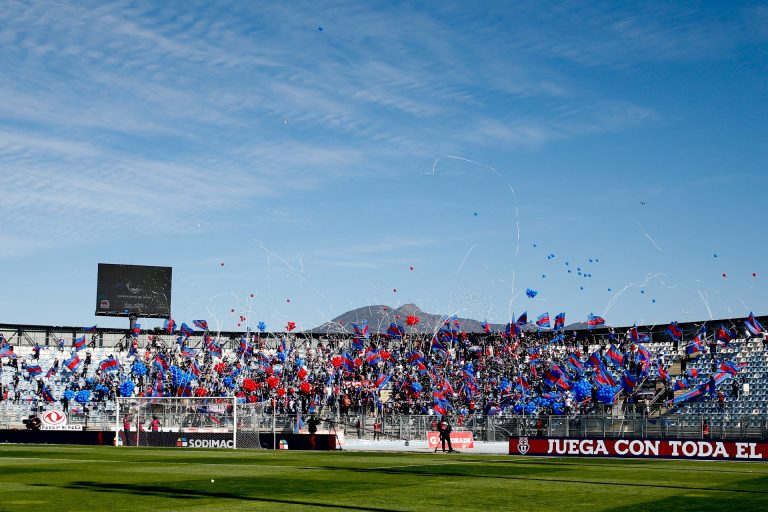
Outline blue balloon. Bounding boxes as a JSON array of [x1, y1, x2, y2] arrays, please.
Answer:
[[258, 321, 267, 332], [513, 403, 524, 415], [223, 376, 235, 389], [552, 402, 565, 415], [131, 360, 147, 377], [120, 381, 135, 397], [75, 390, 91, 404], [64, 389, 75, 401], [597, 385, 616, 405], [573, 380, 591, 402], [525, 402, 537, 415], [411, 381, 422, 393]]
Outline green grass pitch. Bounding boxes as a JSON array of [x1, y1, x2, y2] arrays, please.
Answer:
[[1, 445, 767, 511]]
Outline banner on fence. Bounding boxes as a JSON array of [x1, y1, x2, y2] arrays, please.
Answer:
[[509, 436, 768, 461], [427, 431, 474, 450]]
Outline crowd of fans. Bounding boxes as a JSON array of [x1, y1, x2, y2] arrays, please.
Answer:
[[0, 319, 760, 421]]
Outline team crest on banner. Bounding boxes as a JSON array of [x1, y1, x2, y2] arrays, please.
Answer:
[[518, 437, 530, 455]]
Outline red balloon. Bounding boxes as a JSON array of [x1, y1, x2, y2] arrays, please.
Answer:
[[722, 273, 727, 278], [286, 321, 296, 332], [286, 298, 291, 303], [753, 273, 757, 277], [331, 355, 342, 368], [393, 289, 397, 293], [194, 387, 209, 397], [298, 368, 308, 380], [220, 262, 224, 266], [299, 381, 311, 394], [266, 376, 279, 389], [243, 379, 257, 392], [250, 293, 254, 297], [409, 266, 414, 271], [406, 315, 420, 326], [276, 388, 286, 397]]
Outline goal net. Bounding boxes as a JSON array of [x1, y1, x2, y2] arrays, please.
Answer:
[[115, 397, 266, 449]]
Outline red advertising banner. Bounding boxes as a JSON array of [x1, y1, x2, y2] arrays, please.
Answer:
[[509, 436, 768, 461], [428, 431, 475, 450]]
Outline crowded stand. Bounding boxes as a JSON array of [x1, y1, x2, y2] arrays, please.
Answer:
[[0, 312, 766, 432]]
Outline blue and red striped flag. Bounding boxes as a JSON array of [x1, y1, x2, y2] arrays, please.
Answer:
[[179, 323, 194, 338], [587, 313, 605, 330], [41, 385, 55, 402], [352, 321, 369, 338], [716, 325, 736, 345], [131, 324, 141, 338], [26, 364, 42, 377], [666, 321, 683, 341], [154, 353, 170, 371], [745, 313, 764, 336], [516, 311, 528, 326], [606, 344, 624, 367], [99, 357, 120, 373], [553, 313, 566, 331], [64, 353, 80, 371], [481, 322, 491, 333], [164, 318, 176, 334], [73, 336, 87, 352], [386, 323, 405, 339], [193, 320, 209, 331], [82, 325, 97, 333], [375, 374, 392, 391], [536, 312, 551, 329], [45, 366, 56, 380]]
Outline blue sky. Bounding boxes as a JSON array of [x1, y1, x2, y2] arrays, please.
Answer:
[[1, 1, 767, 332]]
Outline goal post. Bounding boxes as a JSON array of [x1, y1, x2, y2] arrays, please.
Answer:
[[115, 397, 265, 450]]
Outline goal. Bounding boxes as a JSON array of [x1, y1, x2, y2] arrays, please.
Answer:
[[115, 397, 265, 449]]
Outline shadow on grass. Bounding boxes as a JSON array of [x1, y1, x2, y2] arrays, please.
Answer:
[[30, 482, 403, 511], [337, 466, 768, 495]]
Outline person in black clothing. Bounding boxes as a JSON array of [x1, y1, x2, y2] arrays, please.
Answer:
[[306, 416, 321, 435], [436, 416, 454, 453]]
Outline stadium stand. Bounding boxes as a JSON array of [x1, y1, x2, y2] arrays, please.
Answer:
[[0, 315, 766, 441]]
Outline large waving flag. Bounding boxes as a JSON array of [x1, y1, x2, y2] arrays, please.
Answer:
[[629, 324, 649, 343], [352, 336, 365, 351], [41, 385, 56, 402], [587, 313, 605, 330], [595, 361, 616, 387], [131, 323, 141, 338], [82, 325, 97, 333], [99, 357, 120, 373], [352, 321, 369, 338], [504, 322, 518, 338], [745, 313, 764, 336], [340, 352, 356, 372], [193, 320, 209, 331], [516, 311, 528, 326], [686, 338, 705, 359], [481, 322, 491, 334], [606, 344, 624, 367], [179, 323, 195, 338], [164, 318, 176, 334], [204, 335, 222, 356], [431, 336, 447, 354], [553, 313, 566, 331], [716, 325, 736, 345], [586, 350, 602, 368], [386, 323, 405, 339], [374, 374, 392, 391], [666, 321, 683, 341], [621, 371, 638, 394], [567, 353, 584, 374], [64, 353, 80, 371], [26, 364, 42, 377], [73, 335, 87, 352], [535, 313, 551, 329]]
